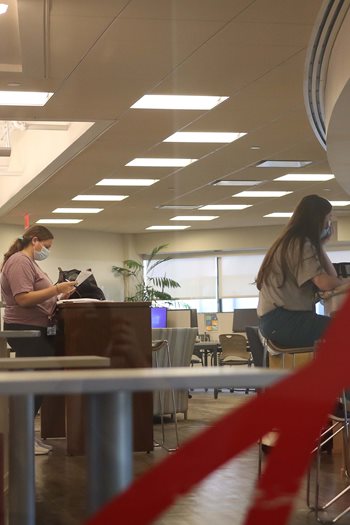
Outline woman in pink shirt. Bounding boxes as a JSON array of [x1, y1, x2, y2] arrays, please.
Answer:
[[1, 225, 76, 453]]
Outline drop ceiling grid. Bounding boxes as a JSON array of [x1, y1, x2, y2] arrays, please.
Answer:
[[119, 0, 253, 22]]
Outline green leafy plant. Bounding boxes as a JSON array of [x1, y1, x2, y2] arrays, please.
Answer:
[[112, 244, 181, 303]]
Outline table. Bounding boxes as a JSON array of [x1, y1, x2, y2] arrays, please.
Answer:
[[320, 281, 350, 316], [194, 342, 221, 366]]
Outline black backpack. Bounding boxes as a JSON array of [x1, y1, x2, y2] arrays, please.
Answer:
[[57, 267, 106, 300]]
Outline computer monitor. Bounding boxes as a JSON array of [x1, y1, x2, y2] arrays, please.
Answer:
[[151, 307, 167, 328], [232, 308, 259, 333]]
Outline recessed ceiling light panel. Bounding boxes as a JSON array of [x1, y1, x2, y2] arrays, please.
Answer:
[[52, 208, 103, 214], [126, 158, 197, 167], [264, 212, 293, 218], [131, 95, 228, 110], [274, 174, 334, 182], [170, 216, 218, 221], [329, 201, 350, 206], [199, 204, 252, 210], [73, 195, 128, 201], [96, 179, 159, 186], [36, 219, 82, 224], [146, 225, 190, 230], [0, 91, 53, 106], [256, 160, 312, 168], [0, 4, 8, 15], [164, 132, 246, 143], [233, 191, 292, 198]]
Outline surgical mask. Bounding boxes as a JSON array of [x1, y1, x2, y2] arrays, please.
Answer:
[[34, 245, 50, 261], [320, 224, 332, 240]]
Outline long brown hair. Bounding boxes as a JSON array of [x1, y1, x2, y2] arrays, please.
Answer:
[[2, 225, 54, 267], [256, 194, 332, 290]]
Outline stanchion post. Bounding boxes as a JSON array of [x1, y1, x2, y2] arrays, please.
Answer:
[[86, 391, 133, 516], [9, 395, 35, 525]]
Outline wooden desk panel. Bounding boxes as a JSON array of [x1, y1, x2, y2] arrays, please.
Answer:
[[41, 301, 153, 454]]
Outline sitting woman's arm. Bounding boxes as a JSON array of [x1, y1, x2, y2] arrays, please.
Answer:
[[312, 272, 343, 291]]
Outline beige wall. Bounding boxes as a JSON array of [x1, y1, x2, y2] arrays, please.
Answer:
[[133, 224, 284, 255]]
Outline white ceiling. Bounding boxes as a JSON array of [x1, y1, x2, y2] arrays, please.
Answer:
[[0, 0, 349, 234]]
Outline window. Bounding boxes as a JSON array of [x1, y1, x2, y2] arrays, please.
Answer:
[[147, 256, 217, 300], [222, 297, 259, 312], [219, 253, 264, 298]]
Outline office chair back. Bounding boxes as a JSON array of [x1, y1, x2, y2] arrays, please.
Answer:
[[219, 333, 251, 364]]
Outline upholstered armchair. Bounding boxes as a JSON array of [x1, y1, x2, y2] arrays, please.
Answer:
[[152, 327, 197, 419]]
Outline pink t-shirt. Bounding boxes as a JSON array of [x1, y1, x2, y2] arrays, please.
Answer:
[[1, 251, 56, 327]]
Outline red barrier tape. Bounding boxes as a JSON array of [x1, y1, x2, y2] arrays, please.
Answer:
[[85, 291, 350, 525]]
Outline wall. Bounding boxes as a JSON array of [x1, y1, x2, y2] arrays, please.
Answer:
[[198, 312, 233, 342], [133, 224, 284, 255]]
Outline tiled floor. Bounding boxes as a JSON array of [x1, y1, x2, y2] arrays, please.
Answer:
[[32, 390, 350, 525]]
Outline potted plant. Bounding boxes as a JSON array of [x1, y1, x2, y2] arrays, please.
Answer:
[[112, 244, 181, 303]]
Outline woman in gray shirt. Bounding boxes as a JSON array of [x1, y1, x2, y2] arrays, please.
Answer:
[[256, 195, 345, 347]]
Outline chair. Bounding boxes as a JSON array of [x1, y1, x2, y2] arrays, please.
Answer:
[[152, 328, 197, 420], [264, 338, 314, 370], [152, 339, 179, 452], [307, 391, 350, 523], [214, 333, 253, 398]]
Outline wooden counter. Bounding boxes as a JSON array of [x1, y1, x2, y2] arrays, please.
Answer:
[[41, 301, 153, 454]]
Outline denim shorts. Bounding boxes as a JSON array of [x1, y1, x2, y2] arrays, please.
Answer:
[[259, 307, 330, 348]]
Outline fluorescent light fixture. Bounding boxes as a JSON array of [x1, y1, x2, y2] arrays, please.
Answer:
[[146, 225, 190, 230], [164, 132, 246, 143], [96, 179, 159, 186], [274, 174, 334, 182], [0, 4, 8, 15], [199, 204, 252, 211], [126, 158, 197, 167], [36, 219, 82, 224], [233, 191, 292, 198], [256, 160, 312, 168], [170, 216, 219, 221], [264, 212, 293, 218], [329, 201, 350, 206], [212, 179, 263, 187], [52, 208, 103, 214], [131, 95, 228, 110], [0, 91, 53, 106], [73, 195, 128, 201], [158, 204, 199, 210]]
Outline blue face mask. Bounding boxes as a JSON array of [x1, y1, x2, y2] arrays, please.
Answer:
[[34, 245, 50, 261], [320, 224, 332, 240]]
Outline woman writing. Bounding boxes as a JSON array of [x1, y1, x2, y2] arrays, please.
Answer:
[[1, 225, 76, 453], [257, 194, 346, 348]]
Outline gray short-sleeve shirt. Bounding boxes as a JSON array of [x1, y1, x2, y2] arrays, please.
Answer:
[[257, 239, 324, 316], [1, 251, 56, 327]]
